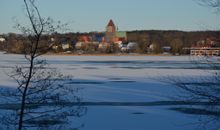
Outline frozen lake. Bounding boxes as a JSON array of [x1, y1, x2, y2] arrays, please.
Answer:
[[0, 52, 219, 130]]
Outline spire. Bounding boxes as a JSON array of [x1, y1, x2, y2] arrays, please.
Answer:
[[107, 19, 115, 27]]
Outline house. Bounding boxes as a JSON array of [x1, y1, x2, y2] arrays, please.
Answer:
[[120, 43, 128, 53], [127, 42, 138, 52], [147, 44, 156, 53], [52, 45, 59, 50], [79, 35, 92, 43], [0, 37, 5, 42], [50, 38, 55, 42], [75, 42, 84, 50], [0, 37, 6, 50], [162, 46, 171, 54], [93, 34, 104, 43], [98, 42, 110, 52], [62, 43, 71, 50]]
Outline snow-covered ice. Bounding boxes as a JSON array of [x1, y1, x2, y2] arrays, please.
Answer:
[[0, 52, 218, 130]]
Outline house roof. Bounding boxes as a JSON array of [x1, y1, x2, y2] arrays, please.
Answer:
[[107, 19, 115, 27]]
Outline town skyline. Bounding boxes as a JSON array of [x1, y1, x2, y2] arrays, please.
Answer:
[[1, 0, 220, 34]]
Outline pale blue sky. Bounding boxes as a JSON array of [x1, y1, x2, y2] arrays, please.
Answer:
[[0, 0, 220, 33]]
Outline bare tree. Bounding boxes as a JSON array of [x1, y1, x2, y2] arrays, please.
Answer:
[[168, 56, 220, 130], [197, 0, 220, 12], [167, 1, 220, 129], [170, 38, 183, 55], [0, 0, 86, 129]]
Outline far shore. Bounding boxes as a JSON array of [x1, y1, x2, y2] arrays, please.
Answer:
[[45, 53, 176, 56], [1, 51, 188, 56]]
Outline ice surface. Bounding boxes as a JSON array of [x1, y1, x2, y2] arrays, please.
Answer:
[[0, 52, 218, 130]]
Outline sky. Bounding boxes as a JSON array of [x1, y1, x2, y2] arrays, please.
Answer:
[[0, 0, 220, 33]]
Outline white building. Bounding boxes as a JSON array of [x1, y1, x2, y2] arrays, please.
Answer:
[[0, 37, 5, 42], [62, 43, 70, 50], [190, 47, 220, 56], [98, 42, 110, 50], [75, 42, 85, 50], [127, 42, 138, 51]]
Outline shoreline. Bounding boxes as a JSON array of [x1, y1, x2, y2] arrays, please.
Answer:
[[45, 53, 175, 56], [1, 51, 186, 56]]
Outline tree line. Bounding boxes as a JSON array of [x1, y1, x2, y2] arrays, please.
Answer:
[[127, 30, 220, 54], [1, 30, 220, 54]]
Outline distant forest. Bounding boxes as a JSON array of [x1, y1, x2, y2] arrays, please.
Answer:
[[127, 30, 220, 53]]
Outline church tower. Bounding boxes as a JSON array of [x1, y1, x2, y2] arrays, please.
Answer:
[[105, 19, 116, 43]]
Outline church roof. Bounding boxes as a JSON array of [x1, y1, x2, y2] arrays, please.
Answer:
[[107, 19, 115, 27], [116, 31, 127, 38]]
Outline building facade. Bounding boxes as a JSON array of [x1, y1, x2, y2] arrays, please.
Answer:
[[186, 38, 220, 56], [190, 47, 220, 56]]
